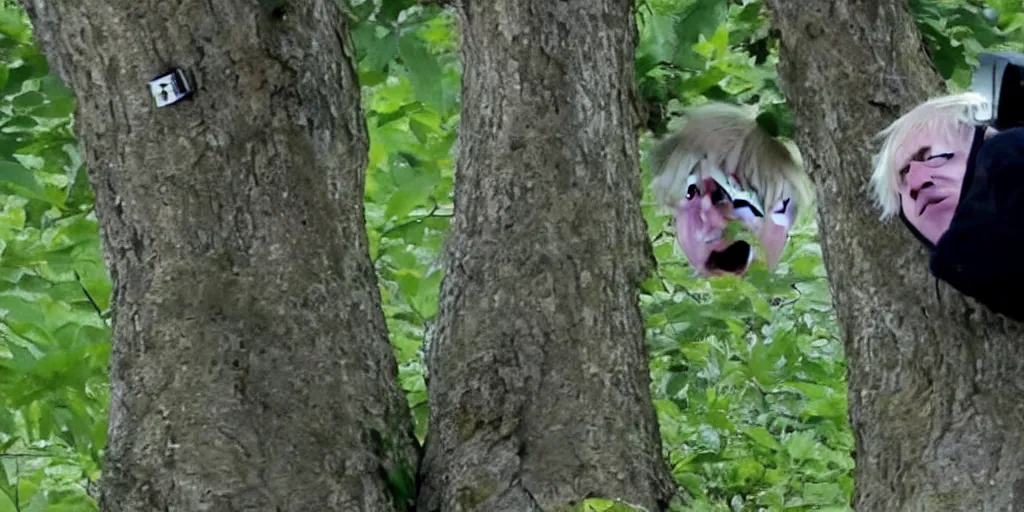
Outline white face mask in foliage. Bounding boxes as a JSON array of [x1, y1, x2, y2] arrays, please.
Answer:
[[650, 102, 810, 277]]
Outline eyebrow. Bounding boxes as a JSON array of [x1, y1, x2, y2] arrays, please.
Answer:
[[896, 146, 932, 174]]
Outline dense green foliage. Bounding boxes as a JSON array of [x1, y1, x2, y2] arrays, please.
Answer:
[[0, 6, 107, 511], [0, 0, 1020, 510]]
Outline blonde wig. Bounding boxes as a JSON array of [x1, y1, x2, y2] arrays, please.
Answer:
[[650, 101, 811, 217]]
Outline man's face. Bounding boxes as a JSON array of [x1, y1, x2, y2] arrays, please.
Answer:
[[674, 177, 750, 276], [895, 130, 972, 244], [673, 174, 796, 276]]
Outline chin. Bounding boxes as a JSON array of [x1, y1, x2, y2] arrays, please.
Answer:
[[921, 226, 948, 245]]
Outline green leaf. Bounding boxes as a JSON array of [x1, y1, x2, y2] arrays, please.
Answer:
[[681, 66, 728, 94], [37, 74, 74, 99], [800, 482, 846, 506], [365, 29, 400, 72], [409, 119, 432, 144], [0, 407, 15, 434], [398, 33, 445, 113], [12, 91, 44, 109], [384, 178, 435, 221], [743, 425, 782, 451], [0, 8, 30, 43], [637, 13, 680, 69], [6, 340, 36, 372], [2, 115, 38, 131], [31, 97, 76, 118], [0, 160, 47, 202], [672, 0, 729, 68], [385, 465, 416, 507], [379, 0, 416, 23]]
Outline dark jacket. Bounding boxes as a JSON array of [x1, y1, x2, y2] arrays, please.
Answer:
[[929, 127, 1024, 321]]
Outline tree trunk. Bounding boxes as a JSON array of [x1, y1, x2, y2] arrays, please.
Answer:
[[20, 1, 420, 510], [416, 2, 675, 511], [763, 1, 1024, 510]]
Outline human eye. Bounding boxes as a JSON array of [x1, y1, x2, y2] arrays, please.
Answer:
[[685, 174, 701, 200], [924, 144, 954, 162], [774, 198, 790, 214], [922, 152, 954, 168]]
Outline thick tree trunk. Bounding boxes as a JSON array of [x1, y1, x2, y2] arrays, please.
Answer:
[[21, 1, 420, 510], [416, 1, 675, 511], [763, 1, 1024, 510]]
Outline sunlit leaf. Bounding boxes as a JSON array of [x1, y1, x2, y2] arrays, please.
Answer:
[[398, 32, 445, 114]]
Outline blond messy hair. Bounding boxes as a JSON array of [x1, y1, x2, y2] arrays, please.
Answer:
[[650, 102, 811, 215], [869, 92, 990, 219]]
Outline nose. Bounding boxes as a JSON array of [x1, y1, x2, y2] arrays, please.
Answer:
[[698, 190, 729, 229], [906, 163, 934, 201]]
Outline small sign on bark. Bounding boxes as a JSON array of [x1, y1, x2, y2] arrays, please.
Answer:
[[148, 69, 194, 108]]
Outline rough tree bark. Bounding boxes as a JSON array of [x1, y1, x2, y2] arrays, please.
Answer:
[[416, 1, 676, 511], [21, 1, 420, 510], [762, 1, 1024, 510]]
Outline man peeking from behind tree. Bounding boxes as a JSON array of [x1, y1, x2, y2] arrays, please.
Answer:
[[869, 92, 1024, 322]]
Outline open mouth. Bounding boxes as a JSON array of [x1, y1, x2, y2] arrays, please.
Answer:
[[706, 240, 752, 275]]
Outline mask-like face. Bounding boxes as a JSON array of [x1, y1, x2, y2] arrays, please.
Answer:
[[738, 197, 797, 271], [674, 171, 797, 276], [895, 130, 974, 244]]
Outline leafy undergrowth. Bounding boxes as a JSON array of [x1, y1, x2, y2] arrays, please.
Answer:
[[636, 3, 853, 509], [644, 190, 851, 511], [1, 0, 1022, 511], [0, 7, 108, 511]]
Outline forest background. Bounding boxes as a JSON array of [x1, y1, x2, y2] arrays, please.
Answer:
[[0, 0, 1021, 510]]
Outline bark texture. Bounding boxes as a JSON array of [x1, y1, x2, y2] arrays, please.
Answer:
[[417, 1, 675, 511], [763, 1, 1024, 510], [21, 1, 420, 510]]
